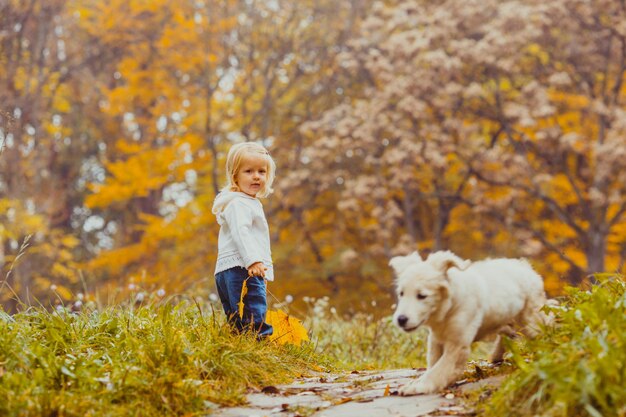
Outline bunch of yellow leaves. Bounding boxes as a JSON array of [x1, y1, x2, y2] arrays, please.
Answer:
[[265, 309, 309, 346], [238, 278, 309, 346]]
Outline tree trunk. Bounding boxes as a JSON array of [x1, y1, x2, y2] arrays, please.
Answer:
[[586, 229, 607, 275], [433, 200, 451, 251], [402, 189, 417, 245]]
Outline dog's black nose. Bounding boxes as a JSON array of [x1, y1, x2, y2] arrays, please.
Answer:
[[397, 315, 408, 327]]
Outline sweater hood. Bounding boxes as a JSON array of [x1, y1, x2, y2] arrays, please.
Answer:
[[212, 191, 255, 225]]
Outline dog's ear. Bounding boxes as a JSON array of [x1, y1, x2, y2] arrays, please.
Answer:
[[438, 280, 450, 298], [426, 250, 470, 274], [389, 251, 422, 275], [407, 250, 422, 262]]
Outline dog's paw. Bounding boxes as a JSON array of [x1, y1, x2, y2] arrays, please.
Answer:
[[399, 379, 438, 396]]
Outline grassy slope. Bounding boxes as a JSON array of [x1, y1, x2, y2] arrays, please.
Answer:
[[0, 295, 427, 416], [0, 301, 326, 417], [2, 275, 624, 416]]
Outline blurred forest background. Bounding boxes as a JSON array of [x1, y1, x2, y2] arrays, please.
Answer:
[[1, 0, 625, 314]]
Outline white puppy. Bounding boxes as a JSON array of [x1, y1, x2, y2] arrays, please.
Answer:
[[391, 250, 548, 395]]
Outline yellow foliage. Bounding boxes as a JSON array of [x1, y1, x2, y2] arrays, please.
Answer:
[[54, 284, 73, 301], [61, 235, 80, 249], [549, 90, 589, 109], [542, 257, 569, 294], [34, 276, 52, 292], [51, 263, 76, 281], [266, 309, 310, 346], [564, 248, 586, 271], [52, 84, 72, 113], [13, 67, 28, 92], [525, 43, 550, 65], [498, 78, 513, 92], [116, 139, 144, 155], [178, 133, 204, 151], [85, 145, 183, 208], [86, 244, 146, 275], [31, 276, 73, 301], [0, 199, 46, 238], [542, 220, 578, 241], [544, 174, 578, 206]]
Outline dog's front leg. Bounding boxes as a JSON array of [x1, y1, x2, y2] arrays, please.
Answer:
[[400, 345, 470, 395], [427, 332, 444, 368]]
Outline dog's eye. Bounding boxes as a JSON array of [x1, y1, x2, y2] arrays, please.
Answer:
[[417, 293, 427, 300], [399, 291, 404, 297]]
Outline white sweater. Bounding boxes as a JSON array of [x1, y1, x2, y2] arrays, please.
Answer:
[[212, 191, 274, 281]]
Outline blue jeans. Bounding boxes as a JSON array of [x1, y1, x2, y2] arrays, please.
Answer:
[[215, 267, 273, 337]]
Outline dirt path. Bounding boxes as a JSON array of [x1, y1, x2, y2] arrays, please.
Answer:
[[210, 368, 503, 417]]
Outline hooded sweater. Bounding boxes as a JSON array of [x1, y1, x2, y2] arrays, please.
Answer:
[[212, 191, 274, 281]]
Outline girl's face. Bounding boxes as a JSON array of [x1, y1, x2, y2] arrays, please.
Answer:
[[235, 154, 268, 197]]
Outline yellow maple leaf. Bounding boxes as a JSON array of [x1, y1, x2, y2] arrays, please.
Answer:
[[238, 278, 249, 319], [266, 309, 310, 346]]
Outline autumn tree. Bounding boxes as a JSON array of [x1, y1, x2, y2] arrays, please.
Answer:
[[0, 0, 102, 310], [4, 0, 623, 314], [69, 0, 238, 296], [226, 0, 375, 301], [2, 0, 373, 309], [291, 0, 626, 293], [458, 0, 626, 284], [76, 0, 375, 305]]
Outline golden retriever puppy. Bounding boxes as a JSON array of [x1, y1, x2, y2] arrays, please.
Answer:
[[391, 250, 548, 395]]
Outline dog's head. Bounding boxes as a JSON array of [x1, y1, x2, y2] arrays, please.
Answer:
[[390, 250, 470, 332]]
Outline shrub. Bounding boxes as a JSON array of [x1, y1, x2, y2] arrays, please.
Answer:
[[484, 274, 626, 417]]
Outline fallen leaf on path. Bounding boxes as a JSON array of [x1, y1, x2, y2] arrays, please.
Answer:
[[333, 397, 352, 405], [261, 385, 280, 394], [355, 398, 374, 403]]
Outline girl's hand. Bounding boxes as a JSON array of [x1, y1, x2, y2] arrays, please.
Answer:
[[248, 262, 267, 278]]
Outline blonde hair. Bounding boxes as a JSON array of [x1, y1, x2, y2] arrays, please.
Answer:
[[223, 142, 276, 198]]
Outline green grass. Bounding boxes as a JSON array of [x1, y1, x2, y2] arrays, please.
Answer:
[[0, 300, 328, 417], [0, 293, 430, 416], [303, 296, 427, 370], [6, 276, 624, 417], [480, 274, 626, 417]]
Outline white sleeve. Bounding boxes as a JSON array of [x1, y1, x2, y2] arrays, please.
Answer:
[[223, 200, 263, 268]]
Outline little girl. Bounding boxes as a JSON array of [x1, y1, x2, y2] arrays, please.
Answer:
[[212, 142, 276, 337]]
